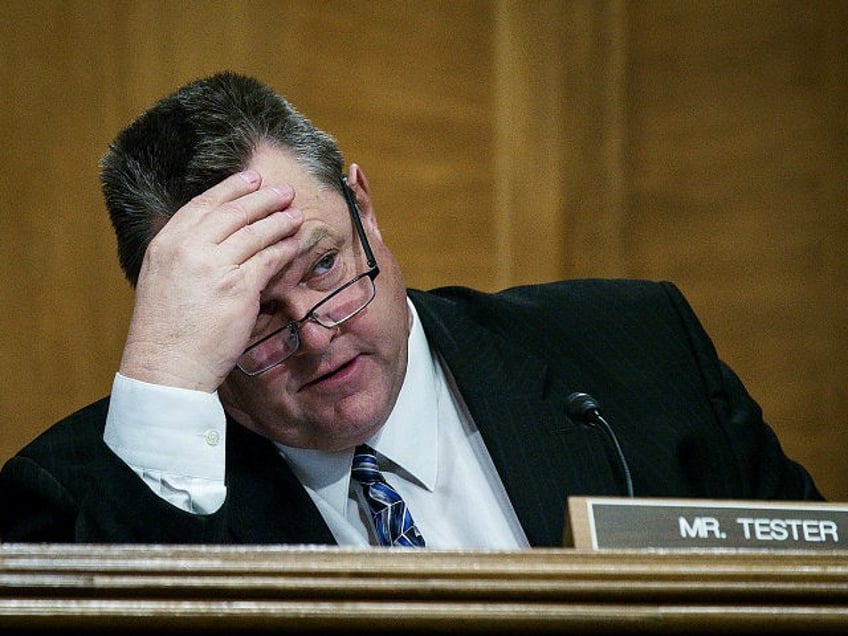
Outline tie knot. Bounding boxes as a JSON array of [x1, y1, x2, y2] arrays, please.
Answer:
[[351, 444, 383, 486]]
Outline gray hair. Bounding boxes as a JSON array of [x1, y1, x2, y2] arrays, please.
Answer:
[[100, 71, 344, 286]]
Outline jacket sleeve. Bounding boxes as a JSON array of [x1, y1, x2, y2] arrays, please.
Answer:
[[0, 455, 79, 541], [0, 446, 234, 543]]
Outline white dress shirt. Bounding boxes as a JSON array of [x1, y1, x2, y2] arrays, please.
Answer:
[[104, 300, 529, 549]]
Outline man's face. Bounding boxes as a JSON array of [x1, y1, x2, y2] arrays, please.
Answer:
[[218, 144, 411, 452]]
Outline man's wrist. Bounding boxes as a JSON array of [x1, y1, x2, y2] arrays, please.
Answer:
[[119, 343, 222, 392]]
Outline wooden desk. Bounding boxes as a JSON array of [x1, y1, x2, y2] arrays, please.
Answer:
[[2, 543, 847, 633]]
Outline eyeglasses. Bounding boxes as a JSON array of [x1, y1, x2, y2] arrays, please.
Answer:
[[236, 176, 380, 376]]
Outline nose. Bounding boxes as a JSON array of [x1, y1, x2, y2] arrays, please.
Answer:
[[292, 319, 339, 357]]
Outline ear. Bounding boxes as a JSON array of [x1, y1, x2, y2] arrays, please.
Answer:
[[345, 163, 382, 238]]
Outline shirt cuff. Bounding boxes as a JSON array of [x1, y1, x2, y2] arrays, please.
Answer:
[[104, 372, 227, 483]]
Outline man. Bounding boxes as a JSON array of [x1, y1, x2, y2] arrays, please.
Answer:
[[0, 72, 822, 547]]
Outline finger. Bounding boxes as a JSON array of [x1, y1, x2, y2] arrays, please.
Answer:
[[199, 184, 296, 244], [237, 231, 304, 294], [168, 172, 295, 243], [171, 170, 264, 224], [220, 206, 303, 266], [155, 171, 267, 242]]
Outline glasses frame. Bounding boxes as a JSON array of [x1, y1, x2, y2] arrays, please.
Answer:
[[236, 176, 380, 376]]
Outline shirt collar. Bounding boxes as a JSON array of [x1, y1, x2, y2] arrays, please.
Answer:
[[277, 298, 439, 517]]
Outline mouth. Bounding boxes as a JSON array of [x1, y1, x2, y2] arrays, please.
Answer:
[[299, 355, 362, 391]]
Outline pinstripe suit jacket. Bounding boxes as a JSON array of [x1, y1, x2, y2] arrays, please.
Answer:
[[0, 280, 822, 544]]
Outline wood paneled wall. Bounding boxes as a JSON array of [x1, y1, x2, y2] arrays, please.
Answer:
[[1, 1, 845, 500]]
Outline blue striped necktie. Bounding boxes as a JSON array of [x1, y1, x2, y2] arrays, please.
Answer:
[[351, 445, 426, 547]]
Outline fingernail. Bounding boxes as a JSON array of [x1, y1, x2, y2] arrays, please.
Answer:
[[283, 207, 302, 221], [239, 170, 261, 185], [271, 185, 294, 198]]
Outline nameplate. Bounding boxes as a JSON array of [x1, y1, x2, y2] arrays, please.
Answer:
[[564, 496, 848, 551]]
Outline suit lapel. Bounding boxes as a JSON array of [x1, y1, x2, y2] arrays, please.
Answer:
[[410, 289, 621, 547]]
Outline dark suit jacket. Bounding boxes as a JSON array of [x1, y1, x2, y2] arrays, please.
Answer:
[[0, 280, 822, 544]]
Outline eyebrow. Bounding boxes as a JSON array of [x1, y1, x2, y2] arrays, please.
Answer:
[[297, 226, 329, 258], [262, 226, 331, 296]]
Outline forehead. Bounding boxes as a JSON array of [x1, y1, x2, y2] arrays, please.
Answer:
[[247, 143, 345, 227]]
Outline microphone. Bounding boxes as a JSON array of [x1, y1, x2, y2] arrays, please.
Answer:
[[567, 392, 635, 497]]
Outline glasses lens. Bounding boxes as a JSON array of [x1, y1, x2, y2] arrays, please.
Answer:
[[312, 274, 376, 327], [238, 323, 299, 375]]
